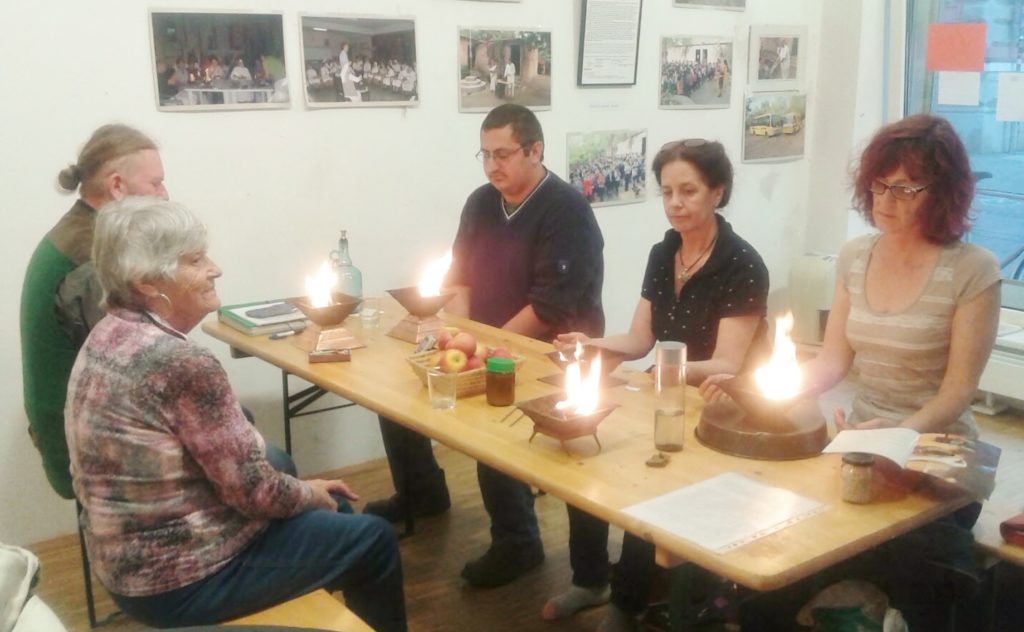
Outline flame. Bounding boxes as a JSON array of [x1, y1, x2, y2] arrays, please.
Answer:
[[305, 261, 337, 308], [418, 250, 453, 297], [556, 342, 603, 415], [754, 312, 802, 400]]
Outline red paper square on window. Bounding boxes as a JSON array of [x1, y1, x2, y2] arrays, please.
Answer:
[[926, 23, 986, 72]]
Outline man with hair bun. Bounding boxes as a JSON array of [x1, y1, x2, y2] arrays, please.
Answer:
[[20, 124, 166, 499]]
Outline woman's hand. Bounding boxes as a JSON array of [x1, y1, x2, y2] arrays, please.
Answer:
[[698, 373, 734, 404], [554, 332, 591, 353], [306, 478, 360, 511]]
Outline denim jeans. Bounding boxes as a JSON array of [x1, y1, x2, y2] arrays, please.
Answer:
[[377, 415, 446, 497], [377, 415, 539, 548], [111, 495, 407, 632], [478, 461, 540, 547], [565, 504, 611, 588]]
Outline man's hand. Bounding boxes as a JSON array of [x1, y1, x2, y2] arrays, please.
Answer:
[[306, 479, 360, 511]]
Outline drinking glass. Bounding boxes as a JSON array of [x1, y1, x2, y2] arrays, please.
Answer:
[[653, 341, 687, 451], [360, 297, 381, 329], [427, 367, 457, 410]]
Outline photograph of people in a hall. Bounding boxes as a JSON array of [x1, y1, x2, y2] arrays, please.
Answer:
[[151, 11, 289, 110], [459, 29, 552, 112], [567, 130, 647, 207], [673, 0, 745, 9], [743, 92, 807, 162], [659, 36, 733, 109], [300, 15, 418, 107]]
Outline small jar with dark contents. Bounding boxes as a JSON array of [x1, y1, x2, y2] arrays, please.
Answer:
[[485, 357, 516, 406], [841, 452, 875, 504]]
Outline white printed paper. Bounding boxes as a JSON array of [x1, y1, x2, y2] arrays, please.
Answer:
[[996, 72, 1024, 121], [936, 71, 980, 106], [622, 472, 826, 553], [822, 428, 920, 466]]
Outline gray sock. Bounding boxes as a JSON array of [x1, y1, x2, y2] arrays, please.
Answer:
[[540, 584, 610, 620], [596, 604, 636, 632]]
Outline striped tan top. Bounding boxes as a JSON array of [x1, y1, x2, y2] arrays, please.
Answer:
[[839, 234, 1001, 438]]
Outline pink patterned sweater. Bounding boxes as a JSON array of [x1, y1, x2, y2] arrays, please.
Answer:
[[65, 307, 312, 596]]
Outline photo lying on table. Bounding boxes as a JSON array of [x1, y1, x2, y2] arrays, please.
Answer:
[[459, 28, 552, 112], [748, 25, 806, 91], [742, 92, 807, 163], [567, 130, 648, 208], [300, 14, 418, 108], [150, 11, 289, 111], [659, 36, 733, 109], [673, 0, 746, 10]]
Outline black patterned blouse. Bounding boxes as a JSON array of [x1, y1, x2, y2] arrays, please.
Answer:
[[640, 214, 769, 362]]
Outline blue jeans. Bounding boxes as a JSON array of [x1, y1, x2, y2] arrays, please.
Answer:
[[478, 461, 540, 547], [111, 496, 407, 631], [567, 505, 654, 613], [565, 504, 611, 588]]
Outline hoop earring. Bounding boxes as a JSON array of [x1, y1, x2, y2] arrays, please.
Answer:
[[157, 292, 173, 313]]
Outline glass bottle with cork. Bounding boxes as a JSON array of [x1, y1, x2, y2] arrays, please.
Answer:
[[331, 230, 363, 304]]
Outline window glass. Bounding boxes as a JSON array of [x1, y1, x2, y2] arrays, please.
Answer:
[[905, 0, 1024, 309]]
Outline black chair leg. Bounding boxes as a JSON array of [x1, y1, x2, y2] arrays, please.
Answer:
[[75, 503, 98, 628]]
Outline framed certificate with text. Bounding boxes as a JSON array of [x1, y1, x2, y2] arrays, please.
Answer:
[[577, 0, 643, 87]]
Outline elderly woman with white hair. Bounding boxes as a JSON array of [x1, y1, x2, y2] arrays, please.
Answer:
[[64, 197, 407, 631]]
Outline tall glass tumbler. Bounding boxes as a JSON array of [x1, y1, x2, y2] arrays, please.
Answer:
[[653, 341, 687, 452]]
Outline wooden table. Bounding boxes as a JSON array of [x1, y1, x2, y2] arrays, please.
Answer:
[[202, 298, 970, 596]]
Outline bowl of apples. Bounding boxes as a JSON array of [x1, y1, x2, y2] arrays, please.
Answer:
[[407, 327, 522, 398]]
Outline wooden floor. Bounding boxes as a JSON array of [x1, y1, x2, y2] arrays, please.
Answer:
[[28, 408, 1024, 632]]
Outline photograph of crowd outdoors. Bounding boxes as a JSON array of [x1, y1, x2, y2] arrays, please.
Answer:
[[742, 92, 806, 163], [151, 12, 289, 110], [673, 0, 746, 9], [659, 36, 733, 109], [300, 15, 417, 107], [459, 28, 551, 112], [567, 130, 648, 208]]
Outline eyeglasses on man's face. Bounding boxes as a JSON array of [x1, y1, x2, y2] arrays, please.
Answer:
[[476, 145, 527, 163], [869, 179, 930, 201]]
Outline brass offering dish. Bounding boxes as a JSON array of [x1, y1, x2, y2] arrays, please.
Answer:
[[540, 346, 628, 388], [696, 374, 827, 460], [386, 286, 455, 343], [516, 392, 619, 453], [290, 293, 362, 328]]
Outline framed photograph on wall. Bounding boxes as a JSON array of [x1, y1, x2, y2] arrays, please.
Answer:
[[577, 0, 643, 86], [674, 0, 745, 9], [659, 36, 733, 109], [741, 92, 807, 163], [566, 130, 648, 208], [748, 25, 806, 92], [150, 10, 289, 111], [459, 28, 551, 112], [299, 14, 418, 108]]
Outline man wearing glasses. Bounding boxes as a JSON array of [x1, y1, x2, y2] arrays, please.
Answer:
[[366, 103, 605, 588]]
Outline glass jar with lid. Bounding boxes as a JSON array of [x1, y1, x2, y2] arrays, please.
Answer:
[[841, 452, 875, 504], [485, 357, 516, 406]]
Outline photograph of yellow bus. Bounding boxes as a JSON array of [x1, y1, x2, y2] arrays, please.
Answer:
[[749, 113, 782, 136], [743, 92, 806, 162]]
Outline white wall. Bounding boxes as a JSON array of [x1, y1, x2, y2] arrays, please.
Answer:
[[0, 0, 869, 545]]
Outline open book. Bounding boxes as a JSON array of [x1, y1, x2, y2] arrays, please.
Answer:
[[823, 428, 1000, 500]]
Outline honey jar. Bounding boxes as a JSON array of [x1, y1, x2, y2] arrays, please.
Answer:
[[841, 452, 875, 504], [485, 357, 516, 406]]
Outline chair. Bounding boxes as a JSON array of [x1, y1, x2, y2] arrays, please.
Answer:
[[226, 589, 373, 632]]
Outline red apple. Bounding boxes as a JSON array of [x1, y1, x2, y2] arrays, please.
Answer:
[[465, 355, 485, 371], [490, 346, 513, 359], [438, 348, 468, 373], [474, 342, 489, 359], [436, 329, 452, 350], [448, 332, 477, 357]]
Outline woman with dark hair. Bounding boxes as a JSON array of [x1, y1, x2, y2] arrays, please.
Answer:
[[790, 113, 1000, 438], [545, 139, 770, 631], [709, 114, 1001, 630]]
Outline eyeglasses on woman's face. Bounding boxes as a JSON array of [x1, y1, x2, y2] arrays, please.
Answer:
[[869, 179, 930, 201], [661, 138, 708, 151]]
